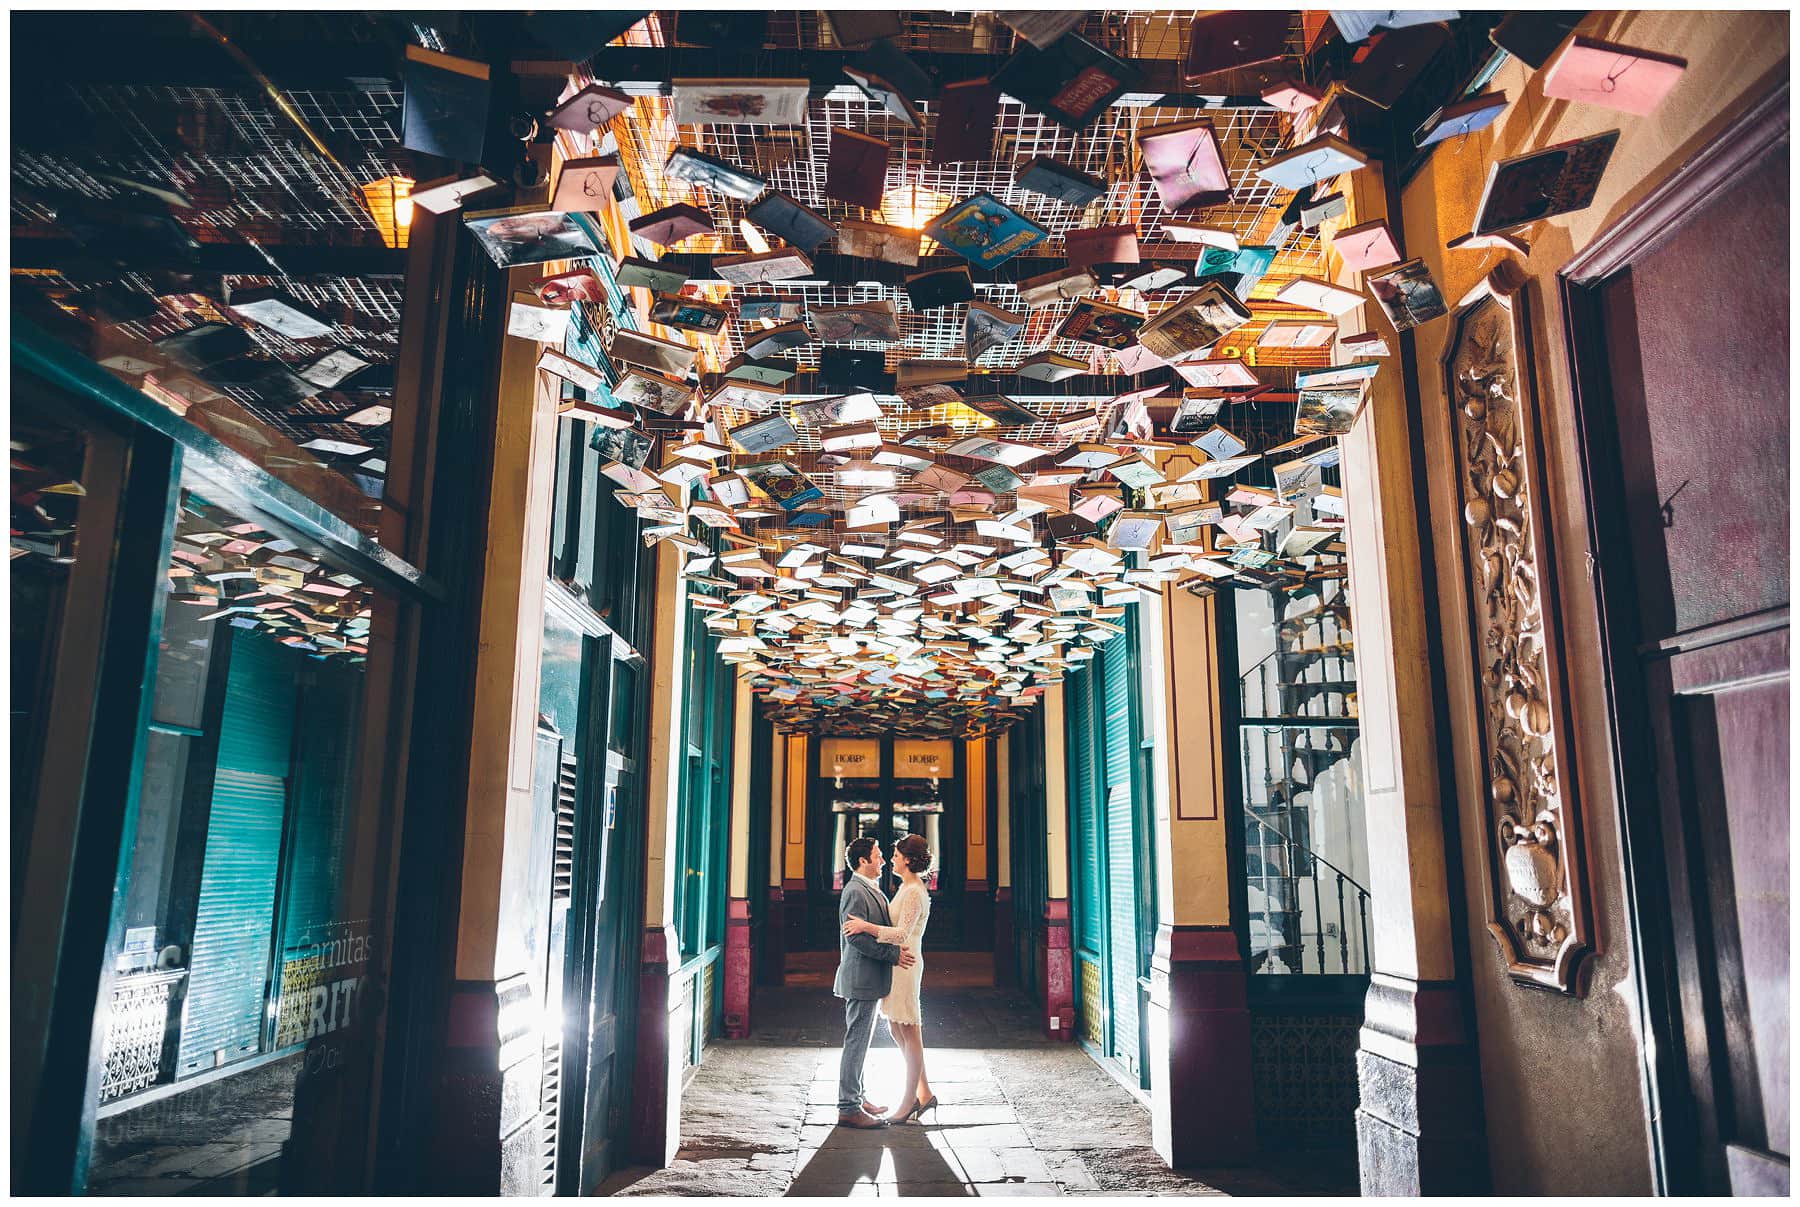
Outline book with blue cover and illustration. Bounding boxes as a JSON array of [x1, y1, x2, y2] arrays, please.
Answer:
[[923, 192, 1048, 269]]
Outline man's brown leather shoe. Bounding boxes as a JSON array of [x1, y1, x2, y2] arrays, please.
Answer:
[[836, 1109, 888, 1129], [861, 1100, 886, 1116]]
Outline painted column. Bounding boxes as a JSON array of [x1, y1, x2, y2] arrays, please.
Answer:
[[962, 737, 992, 951], [1143, 583, 1254, 1168], [431, 267, 561, 1194], [1040, 684, 1075, 1039], [993, 733, 1014, 986], [759, 723, 787, 985], [780, 734, 809, 956], [629, 541, 688, 1168], [1338, 164, 1484, 1195], [723, 674, 754, 1037]]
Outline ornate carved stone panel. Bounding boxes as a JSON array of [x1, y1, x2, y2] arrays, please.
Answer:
[[1443, 263, 1592, 994]]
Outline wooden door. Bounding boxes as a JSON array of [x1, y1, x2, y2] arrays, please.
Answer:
[[1566, 89, 1788, 1195]]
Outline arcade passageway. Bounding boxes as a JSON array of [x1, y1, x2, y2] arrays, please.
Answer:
[[11, 7, 1787, 1200]]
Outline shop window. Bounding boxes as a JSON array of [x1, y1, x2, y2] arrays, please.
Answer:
[[86, 466, 401, 1194]]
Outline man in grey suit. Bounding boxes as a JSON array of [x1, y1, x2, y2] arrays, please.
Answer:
[[835, 837, 916, 1128]]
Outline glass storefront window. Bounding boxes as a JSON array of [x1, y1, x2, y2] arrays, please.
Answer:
[[86, 465, 402, 1194]]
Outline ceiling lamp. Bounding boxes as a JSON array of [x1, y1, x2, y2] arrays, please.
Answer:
[[878, 182, 951, 233], [360, 175, 414, 249]]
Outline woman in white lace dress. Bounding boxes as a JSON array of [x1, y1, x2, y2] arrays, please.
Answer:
[[841, 833, 937, 1122]]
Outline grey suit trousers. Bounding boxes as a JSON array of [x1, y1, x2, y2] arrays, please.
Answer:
[[838, 995, 882, 1113]]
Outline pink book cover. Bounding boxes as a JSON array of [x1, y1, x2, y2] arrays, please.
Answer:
[[1113, 343, 1170, 375], [1173, 358, 1259, 388], [1541, 37, 1686, 116], [1332, 219, 1402, 272], [1138, 119, 1229, 211], [1063, 224, 1141, 270], [630, 203, 713, 247]]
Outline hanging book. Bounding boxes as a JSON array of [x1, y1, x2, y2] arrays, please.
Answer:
[[1063, 224, 1141, 271], [1542, 37, 1686, 116], [549, 155, 621, 213], [997, 11, 1084, 49], [1169, 392, 1227, 434], [1489, 11, 1583, 69], [1274, 275, 1365, 316], [1117, 265, 1186, 294], [506, 291, 570, 343], [923, 192, 1048, 269], [547, 82, 632, 132], [903, 264, 975, 311], [1294, 380, 1366, 436], [648, 293, 728, 334], [992, 33, 1139, 130], [663, 146, 768, 201], [1136, 282, 1251, 360], [1345, 22, 1452, 109], [965, 300, 1027, 362], [810, 301, 903, 342], [1056, 299, 1146, 350], [744, 320, 813, 359], [629, 202, 714, 248], [826, 11, 904, 48], [614, 255, 688, 293], [671, 78, 810, 126], [837, 219, 921, 265], [1414, 91, 1508, 147], [931, 78, 1001, 164], [1366, 258, 1448, 331], [961, 394, 1046, 426], [1016, 351, 1087, 382], [614, 367, 694, 416], [1015, 156, 1106, 206], [1138, 119, 1230, 212], [1173, 358, 1258, 388], [1016, 266, 1096, 307], [1331, 219, 1402, 272], [727, 413, 799, 454], [1180, 11, 1291, 89], [402, 45, 491, 164], [1256, 134, 1370, 191], [407, 172, 501, 215], [715, 247, 814, 284], [1472, 130, 1618, 235], [465, 207, 600, 268], [534, 267, 605, 306], [736, 294, 804, 322], [1263, 78, 1327, 114], [746, 190, 836, 252], [826, 128, 892, 210]]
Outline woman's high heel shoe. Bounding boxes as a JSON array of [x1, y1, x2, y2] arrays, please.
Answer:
[[904, 1095, 939, 1123]]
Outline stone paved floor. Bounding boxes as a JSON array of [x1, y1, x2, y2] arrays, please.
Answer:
[[599, 954, 1355, 1198]]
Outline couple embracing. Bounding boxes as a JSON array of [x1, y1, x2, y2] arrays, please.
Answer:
[[832, 834, 939, 1129]]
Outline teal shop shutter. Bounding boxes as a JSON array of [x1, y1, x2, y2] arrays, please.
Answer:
[[1068, 665, 1101, 958], [1101, 637, 1140, 1074], [177, 631, 294, 1076]]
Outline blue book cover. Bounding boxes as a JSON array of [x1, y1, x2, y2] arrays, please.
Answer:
[[924, 192, 1048, 269]]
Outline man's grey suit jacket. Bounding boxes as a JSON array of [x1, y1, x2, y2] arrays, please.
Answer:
[[834, 874, 901, 1000]]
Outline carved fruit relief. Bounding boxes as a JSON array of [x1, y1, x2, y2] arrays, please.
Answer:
[[1447, 279, 1589, 994]]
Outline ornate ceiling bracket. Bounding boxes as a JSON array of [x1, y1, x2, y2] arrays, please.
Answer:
[[1443, 261, 1592, 995]]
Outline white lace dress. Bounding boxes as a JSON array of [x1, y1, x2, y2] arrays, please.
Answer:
[[874, 881, 931, 1025]]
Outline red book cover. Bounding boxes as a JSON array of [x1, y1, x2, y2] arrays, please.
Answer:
[[931, 78, 1000, 165], [826, 128, 891, 210], [1063, 224, 1141, 271]]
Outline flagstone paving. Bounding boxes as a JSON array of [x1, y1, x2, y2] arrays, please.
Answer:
[[599, 954, 1355, 1198]]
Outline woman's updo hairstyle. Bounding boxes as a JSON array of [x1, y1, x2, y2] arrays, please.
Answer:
[[894, 833, 933, 874]]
